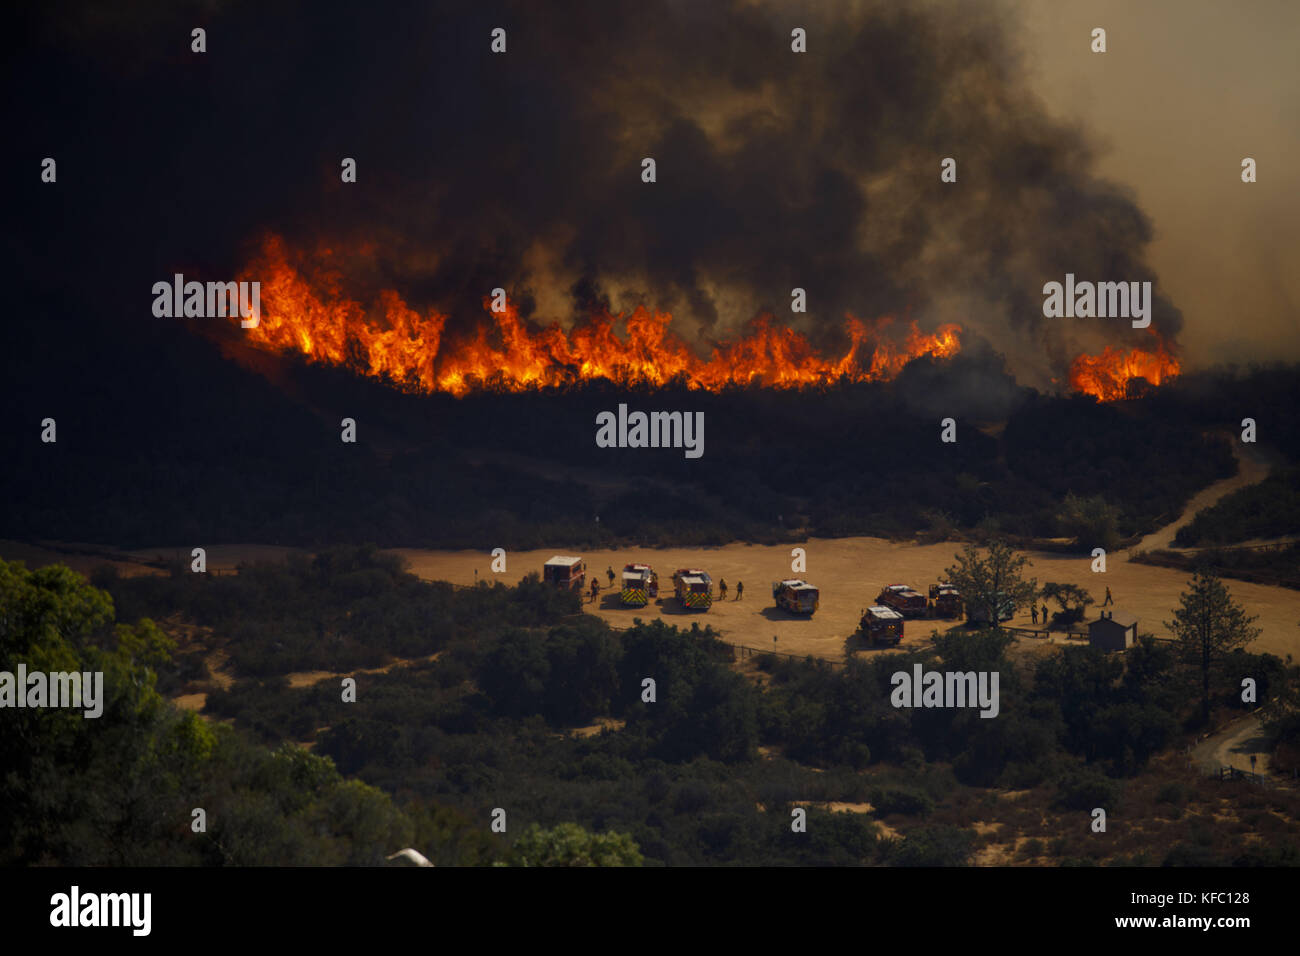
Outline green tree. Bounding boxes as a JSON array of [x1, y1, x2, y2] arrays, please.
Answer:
[[944, 540, 1037, 628], [476, 628, 551, 719], [883, 825, 975, 866], [1040, 582, 1095, 627], [539, 622, 620, 725], [618, 621, 757, 762], [508, 822, 643, 867], [1033, 646, 1123, 758], [0, 558, 440, 867], [1060, 493, 1122, 552], [475, 620, 619, 725], [1163, 570, 1261, 723]]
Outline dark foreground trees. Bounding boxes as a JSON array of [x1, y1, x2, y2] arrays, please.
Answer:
[[0, 558, 462, 866], [14, 551, 1294, 867]]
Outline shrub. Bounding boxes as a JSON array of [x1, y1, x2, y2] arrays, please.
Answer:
[[870, 786, 935, 818], [1053, 767, 1121, 812], [884, 825, 975, 866]]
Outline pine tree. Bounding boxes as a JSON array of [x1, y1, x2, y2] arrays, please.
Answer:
[[1163, 570, 1261, 723]]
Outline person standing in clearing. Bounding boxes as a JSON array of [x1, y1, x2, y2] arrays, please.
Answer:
[[719, 579, 728, 600], [1031, 604, 1038, 625], [736, 581, 744, 601]]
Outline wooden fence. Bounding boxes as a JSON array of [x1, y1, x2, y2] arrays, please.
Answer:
[[1217, 766, 1263, 783], [727, 642, 849, 668], [1180, 541, 1297, 556], [1005, 625, 1089, 641]]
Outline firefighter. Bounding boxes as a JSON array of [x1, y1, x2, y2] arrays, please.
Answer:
[[1041, 603, 1049, 627], [590, 579, 600, 603], [1031, 604, 1038, 625], [719, 579, 728, 600], [1102, 586, 1113, 606], [607, 566, 615, 586], [736, 581, 744, 601]]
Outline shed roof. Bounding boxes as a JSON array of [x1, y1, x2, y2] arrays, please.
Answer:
[[1090, 609, 1138, 629]]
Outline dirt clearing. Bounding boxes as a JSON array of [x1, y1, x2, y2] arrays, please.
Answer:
[[391, 537, 1300, 663], [5, 531, 1296, 666]]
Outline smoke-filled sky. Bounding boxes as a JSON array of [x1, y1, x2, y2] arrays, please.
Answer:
[[7, 0, 1296, 388], [1022, 0, 1300, 370]]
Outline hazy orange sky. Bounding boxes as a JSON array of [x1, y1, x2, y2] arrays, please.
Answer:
[[1021, 0, 1300, 368]]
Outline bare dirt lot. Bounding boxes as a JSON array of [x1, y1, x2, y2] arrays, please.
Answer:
[[6, 533, 1297, 665], [391, 537, 1300, 663]]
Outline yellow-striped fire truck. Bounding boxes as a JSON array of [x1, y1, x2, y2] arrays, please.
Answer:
[[620, 563, 659, 607], [672, 568, 713, 610]]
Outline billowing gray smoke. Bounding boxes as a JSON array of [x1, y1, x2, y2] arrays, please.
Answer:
[[48, 0, 1181, 388], [345, 1, 1177, 383]]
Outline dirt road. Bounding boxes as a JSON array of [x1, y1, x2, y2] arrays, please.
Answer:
[[1192, 713, 1272, 776], [1132, 442, 1273, 553]]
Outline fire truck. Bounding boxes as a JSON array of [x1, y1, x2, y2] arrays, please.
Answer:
[[773, 579, 820, 615], [542, 555, 586, 591], [620, 563, 659, 607], [876, 584, 928, 618], [672, 568, 713, 610], [929, 583, 963, 619], [858, 605, 904, 645]]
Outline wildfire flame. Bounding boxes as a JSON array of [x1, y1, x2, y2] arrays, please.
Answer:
[[234, 236, 962, 396], [1068, 331, 1181, 401], [231, 236, 1181, 402]]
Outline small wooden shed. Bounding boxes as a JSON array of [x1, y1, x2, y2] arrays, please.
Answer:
[[1089, 609, 1138, 652]]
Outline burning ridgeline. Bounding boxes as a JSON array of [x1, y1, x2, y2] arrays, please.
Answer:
[[224, 239, 1182, 403], [229, 237, 963, 396]]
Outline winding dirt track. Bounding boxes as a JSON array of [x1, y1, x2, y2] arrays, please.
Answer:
[[1192, 713, 1272, 776], [1131, 446, 1272, 552]]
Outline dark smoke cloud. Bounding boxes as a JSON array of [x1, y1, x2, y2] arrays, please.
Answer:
[[10, 0, 1181, 385]]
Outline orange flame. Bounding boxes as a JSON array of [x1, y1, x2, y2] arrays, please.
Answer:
[[235, 235, 961, 396], [1068, 331, 1181, 401]]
